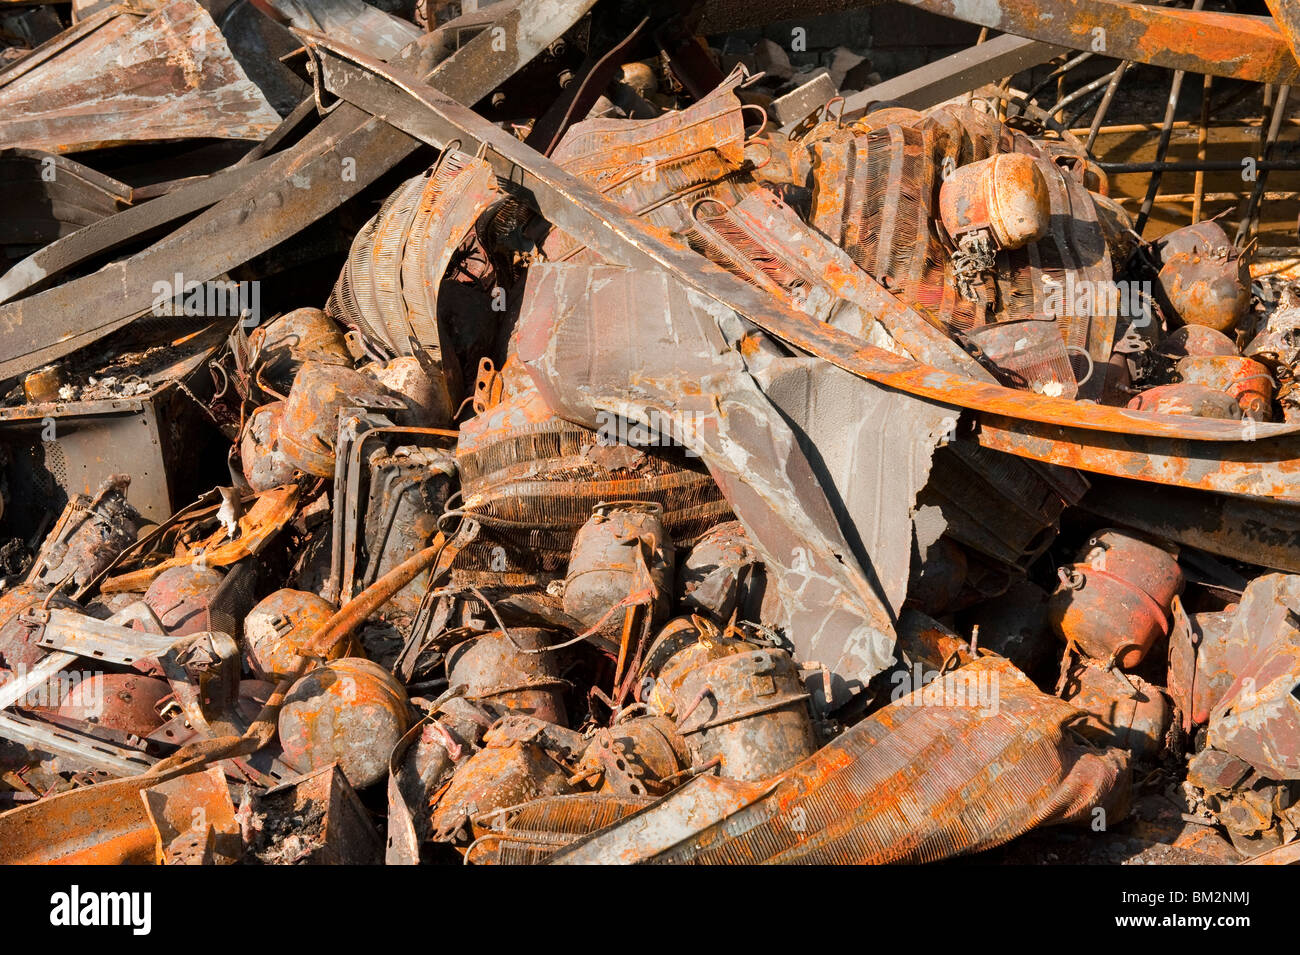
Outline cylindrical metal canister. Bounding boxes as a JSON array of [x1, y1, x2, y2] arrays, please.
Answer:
[[1159, 220, 1233, 259], [1158, 249, 1251, 333], [1048, 529, 1183, 669], [939, 153, 1051, 250], [143, 564, 226, 636], [659, 640, 818, 782], [243, 588, 342, 681], [574, 715, 689, 797], [55, 672, 170, 737], [430, 739, 574, 842], [1177, 355, 1274, 420], [1060, 660, 1170, 761], [1126, 383, 1242, 419], [251, 307, 351, 394], [445, 628, 567, 726], [278, 657, 410, 789], [562, 502, 675, 633], [240, 402, 299, 491], [278, 361, 405, 477], [365, 355, 452, 429], [1159, 324, 1238, 359], [677, 520, 764, 624], [0, 585, 77, 672]]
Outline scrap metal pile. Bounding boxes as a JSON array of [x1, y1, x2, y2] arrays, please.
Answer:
[[3, 0, 1300, 865]]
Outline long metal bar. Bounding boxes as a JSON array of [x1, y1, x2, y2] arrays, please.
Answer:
[[1193, 71, 1213, 223], [301, 33, 1300, 503], [35, 610, 181, 667], [0, 712, 156, 777], [842, 33, 1065, 117], [891, 0, 1300, 84], [0, 652, 75, 711], [1098, 159, 1300, 173], [0, 155, 277, 305]]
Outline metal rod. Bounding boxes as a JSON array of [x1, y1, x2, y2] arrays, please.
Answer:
[[1062, 85, 1108, 129], [1134, 0, 1206, 235], [1193, 72, 1213, 222], [1085, 61, 1129, 154], [1236, 84, 1292, 247], [1113, 190, 1300, 205], [1098, 159, 1300, 172], [1049, 65, 1122, 116]]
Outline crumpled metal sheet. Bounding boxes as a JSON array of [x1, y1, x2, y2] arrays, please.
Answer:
[[543, 68, 754, 262], [748, 355, 951, 616], [0, 0, 597, 382], [517, 261, 910, 705], [0, 0, 281, 153], [549, 657, 1130, 864], [689, 188, 992, 381], [326, 150, 499, 411], [1206, 574, 1300, 780]]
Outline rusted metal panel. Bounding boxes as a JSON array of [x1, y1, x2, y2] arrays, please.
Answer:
[[971, 419, 1300, 502], [1206, 574, 1300, 780], [0, 0, 281, 153], [1080, 476, 1300, 575], [0, 770, 159, 864], [1266, 0, 1300, 68]]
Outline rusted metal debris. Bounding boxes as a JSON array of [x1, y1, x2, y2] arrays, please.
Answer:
[[4, 0, 1300, 870], [0, 0, 281, 152]]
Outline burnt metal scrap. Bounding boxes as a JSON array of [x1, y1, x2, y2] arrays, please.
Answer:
[[2, 0, 1300, 870], [0, 0, 281, 153]]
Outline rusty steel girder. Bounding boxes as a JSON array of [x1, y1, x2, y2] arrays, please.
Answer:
[[1266, 0, 1300, 67], [892, 0, 1300, 85], [300, 34, 1300, 504]]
